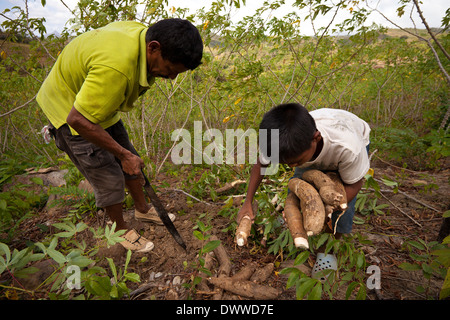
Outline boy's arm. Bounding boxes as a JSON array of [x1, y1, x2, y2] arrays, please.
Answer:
[[237, 160, 266, 223], [344, 178, 364, 203]]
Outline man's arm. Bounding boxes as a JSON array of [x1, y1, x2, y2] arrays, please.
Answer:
[[66, 106, 143, 176], [237, 159, 266, 223]]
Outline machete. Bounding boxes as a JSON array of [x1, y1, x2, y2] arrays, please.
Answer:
[[141, 171, 187, 251]]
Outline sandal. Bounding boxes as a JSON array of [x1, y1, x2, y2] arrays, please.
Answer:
[[311, 253, 337, 281], [120, 229, 154, 253], [135, 206, 176, 225]]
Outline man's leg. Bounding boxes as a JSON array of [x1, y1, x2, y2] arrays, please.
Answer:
[[125, 178, 149, 214], [105, 202, 128, 230]]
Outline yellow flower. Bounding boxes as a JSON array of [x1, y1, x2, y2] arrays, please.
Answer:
[[203, 20, 210, 30], [0, 51, 6, 59], [234, 97, 242, 105], [223, 114, 235, 123]]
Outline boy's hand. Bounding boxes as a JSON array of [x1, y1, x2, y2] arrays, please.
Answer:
[[237, 201, 255, 223]]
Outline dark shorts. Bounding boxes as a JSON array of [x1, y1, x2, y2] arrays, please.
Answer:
[[50, 120, 139, 208]]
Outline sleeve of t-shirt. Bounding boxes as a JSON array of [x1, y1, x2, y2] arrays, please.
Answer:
[[338, 144, 370, 185], [74, 65, 129, 124]]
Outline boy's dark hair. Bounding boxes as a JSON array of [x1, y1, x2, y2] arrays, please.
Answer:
[[146, 18, 203, 70], [259, 103, 317, 163]]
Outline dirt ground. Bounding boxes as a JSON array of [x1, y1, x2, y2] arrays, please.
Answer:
[[2, 156, 449, 300]]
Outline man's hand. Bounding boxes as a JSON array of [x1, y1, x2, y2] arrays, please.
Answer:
[[119, 150, 144, 176], [67, 107, 145, 180]]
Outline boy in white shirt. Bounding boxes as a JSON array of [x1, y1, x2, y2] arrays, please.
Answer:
[[237, 103, 370, 279]]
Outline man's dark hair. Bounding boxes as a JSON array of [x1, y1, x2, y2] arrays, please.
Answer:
[[259, 103, 317, 163], [146, 18, 203, 70]]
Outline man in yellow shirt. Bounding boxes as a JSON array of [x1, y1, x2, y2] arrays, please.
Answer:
[[37, 18, 203, 252]]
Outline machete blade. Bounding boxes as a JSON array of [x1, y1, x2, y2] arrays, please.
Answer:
[[142, 173, 187, 251]]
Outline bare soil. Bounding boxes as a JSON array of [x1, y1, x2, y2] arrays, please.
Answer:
[[2, 156, 449, 300]]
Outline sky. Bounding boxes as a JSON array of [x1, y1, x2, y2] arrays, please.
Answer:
[[0, 0, 448, 36]]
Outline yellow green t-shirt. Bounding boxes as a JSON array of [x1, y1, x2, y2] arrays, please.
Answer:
[[37, 21, 154, 134]]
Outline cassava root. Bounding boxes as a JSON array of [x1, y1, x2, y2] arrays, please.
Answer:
[[302, 169, 345, 210], [325, 172, 347, 210], [284, 192, 309, 249], [235, 201, 258, 246], [288, 178, 326, 236], [208, 276, 281, 300]]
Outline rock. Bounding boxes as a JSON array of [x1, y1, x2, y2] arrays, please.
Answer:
[[165, 288, 179, 300], [97, 243, 127, 262], [14, 259, 59, 290], [78, 179, 94, 193], [172, 275, 182, 285]]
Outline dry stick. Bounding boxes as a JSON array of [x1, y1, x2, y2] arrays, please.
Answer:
[[155, 82, 195, 175], [0, 94, 37, 118], [374, 183, 441, 214], [379, 191, 422, 228], [168, 188, 211, 206], [412, 0, 450, 61], [370, 3, 450, 88], [155, 32, 247, 174]]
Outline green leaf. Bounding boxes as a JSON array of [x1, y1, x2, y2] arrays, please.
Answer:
[[408, 240, 425, 251], [308, 282, 322, 300], [202, 240, 221, 253], [106, 257, 118, 282], [13, 266, 39, 278], [439, 268, 450, 299], [421, 263, 434, 275], [355, 284, 367, 300], [30, 177, 44, 186], [399, 262, 421, 271], [345, 281, 358, 299], [294, 251, 310, 266], [124, 272, 140, 283], [286, 269, 300, 289], [0, 243, 11, 264], [110, 285, 119, 299], [296, 278, 316, 300], [47, 248, 67, 264], [193, 230, 204, 241]]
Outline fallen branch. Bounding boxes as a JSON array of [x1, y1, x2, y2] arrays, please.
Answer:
[[215, 179, 247, 194], [379, 191, 422, 227], [169, 188, 211, 205]]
